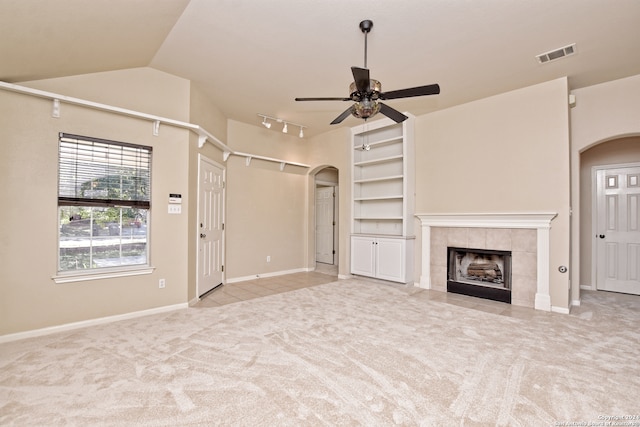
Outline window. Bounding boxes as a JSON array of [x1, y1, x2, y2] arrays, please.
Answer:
[[58, 133, 152, 273]]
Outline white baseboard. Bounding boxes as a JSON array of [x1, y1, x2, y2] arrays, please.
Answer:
[[551, 305, 571, 314], [572, 299, 581, 307], [338, 274, 351, 280], [0, 303, 188, 344], [226, 268, 309, 284], [580, 284, 595, 290]]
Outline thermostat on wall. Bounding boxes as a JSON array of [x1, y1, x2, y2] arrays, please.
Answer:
[[169, 193, 182, 204]]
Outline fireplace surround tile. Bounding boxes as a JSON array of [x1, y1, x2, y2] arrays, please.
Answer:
[[512, 251, 537, 278], [512, 229, 537, 253], [467, 228, 487, 249], [511, 276, 537, 307], [416, 213, 557, 311], [486, 228, 513, 251], [447, 227, 469, 247]]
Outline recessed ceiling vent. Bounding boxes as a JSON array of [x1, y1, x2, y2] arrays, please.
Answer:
[[536, 43, 576, 64]]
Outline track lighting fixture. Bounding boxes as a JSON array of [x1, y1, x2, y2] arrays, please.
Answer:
[[257, 114, 306, 138]]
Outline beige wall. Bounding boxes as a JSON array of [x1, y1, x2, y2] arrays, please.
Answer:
[[0, 70, 192, 335], [306, 127, 352, 277], [20, 67, 191, 121], [225, 120, 310, 280], [414, 78, 572, 309], [570, 74, 640, 302]]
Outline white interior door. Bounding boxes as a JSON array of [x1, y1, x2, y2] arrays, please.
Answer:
[[316, 186, 335, 264], [198, 155, 224, 297], [595, 165, 640, 295]]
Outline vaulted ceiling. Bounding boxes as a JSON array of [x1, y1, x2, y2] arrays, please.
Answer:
[[2, 0, 640, 138]]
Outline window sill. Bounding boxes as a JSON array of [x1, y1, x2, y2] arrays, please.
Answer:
[[52, 266, 155, 284]]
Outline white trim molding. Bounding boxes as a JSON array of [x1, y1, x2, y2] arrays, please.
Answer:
[[0, 303, 188, 344], [0, 80, 309, 170], [416, 212, 557, 311], [226, 268, 310, 284]]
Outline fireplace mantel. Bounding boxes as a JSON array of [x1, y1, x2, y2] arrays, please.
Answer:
[[415, 213, 557, 311]]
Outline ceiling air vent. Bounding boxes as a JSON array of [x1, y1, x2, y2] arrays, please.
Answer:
[[536, 43, 576, 64]]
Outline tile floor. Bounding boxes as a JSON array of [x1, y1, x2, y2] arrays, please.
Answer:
[[194, 263, 628, 322], [192, 262, 538, 320], [193, 263, 338, 308]]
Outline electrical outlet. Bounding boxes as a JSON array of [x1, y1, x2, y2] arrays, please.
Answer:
[[159, 279, 166, 289], [267, 255, 271, 262]]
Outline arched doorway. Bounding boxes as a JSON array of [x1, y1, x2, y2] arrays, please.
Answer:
[[579, 136, 640, 294], [314, 167, 339, 274]]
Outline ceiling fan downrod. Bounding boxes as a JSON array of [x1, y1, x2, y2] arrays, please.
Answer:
[[359, 20, 373, 69]]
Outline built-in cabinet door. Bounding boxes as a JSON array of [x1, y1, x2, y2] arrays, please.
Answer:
[[350, 236, 408, 283], [376, 237, 405, 282], [351, 236, 376, 277]]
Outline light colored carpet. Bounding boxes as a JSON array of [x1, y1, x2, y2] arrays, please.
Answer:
[[1, 279, 639, 426]]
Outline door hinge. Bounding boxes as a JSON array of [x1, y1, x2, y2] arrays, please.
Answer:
[[333, 250, 336, 254], [221, 265, 224, 272], [332, 221, 336, 226], [222, 223, 225, 230]]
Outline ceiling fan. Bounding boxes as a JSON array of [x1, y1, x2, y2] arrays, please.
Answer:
[[295, 19, 440, 125]]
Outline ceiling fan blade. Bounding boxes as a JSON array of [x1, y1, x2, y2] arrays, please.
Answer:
[[379, 84, 440, 100], [295, 97, 350, 101], [330, 106, 355, 125], [379, 103, 408, 123], [351, 66, 370, 93]]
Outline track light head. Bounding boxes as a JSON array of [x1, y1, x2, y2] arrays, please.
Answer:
[[258, 114, 305, 137]]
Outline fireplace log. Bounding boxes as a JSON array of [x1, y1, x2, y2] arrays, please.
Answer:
[[466, 262, 502, 280]]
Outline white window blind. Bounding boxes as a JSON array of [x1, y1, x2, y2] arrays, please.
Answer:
[[58, 133, 151, 208]]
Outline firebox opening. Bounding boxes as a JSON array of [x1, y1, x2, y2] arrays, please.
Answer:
[[447, 247, 512, 304]]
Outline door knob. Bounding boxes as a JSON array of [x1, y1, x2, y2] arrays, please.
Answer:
[[599, 234, 605, 239], [200, 233, 206, 238]]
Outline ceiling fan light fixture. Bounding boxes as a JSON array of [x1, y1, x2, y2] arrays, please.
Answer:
[[352, 98, 380, 120], [261, 116, 271, 128], [294, 20, 439, 125]]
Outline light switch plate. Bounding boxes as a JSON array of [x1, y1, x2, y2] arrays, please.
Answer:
[[168, 205, 181, 214]]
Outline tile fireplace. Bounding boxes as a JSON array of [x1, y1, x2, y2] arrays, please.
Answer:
[[416, 213, 556, 311]]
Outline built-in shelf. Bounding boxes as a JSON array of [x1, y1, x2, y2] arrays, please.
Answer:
[[354, 216, 404, 220], [353, 136, 403, 150], [354, 175, 404, 184], [350, 114, 415, 283], [354, 155, 404, 167], [354, 195, 403, 201]]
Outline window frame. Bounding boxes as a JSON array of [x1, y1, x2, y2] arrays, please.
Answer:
[[54, 133, 154, 282]]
